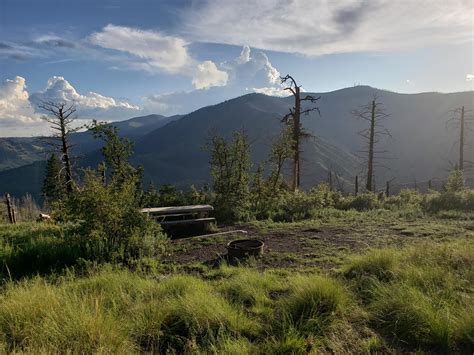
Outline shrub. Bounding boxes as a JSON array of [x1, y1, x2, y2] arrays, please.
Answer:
[[64, 171, 166, 263], [424, 189, 474, 213], [337, 193, 380, 211], [271, 184, 337, 222], [445, 169, 465, 192]]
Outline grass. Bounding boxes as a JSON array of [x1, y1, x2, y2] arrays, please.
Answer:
[[0, 209, 473, 353]]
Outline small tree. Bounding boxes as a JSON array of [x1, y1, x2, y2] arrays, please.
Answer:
[[208, 131, 251, 222], [39, 101, 79, 194], [268, 127, 293, 191], [42, 154, 66, 204], [90, 120, 140, 185], [445, 168, 465, 193]]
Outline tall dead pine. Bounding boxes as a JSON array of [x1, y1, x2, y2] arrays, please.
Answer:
[[447, 106, 474, 171], [280, 75, 320, 191], [39, 102, 80, 194], [352, 96, 391, 192]]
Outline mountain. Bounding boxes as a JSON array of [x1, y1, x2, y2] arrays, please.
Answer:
[[0, 114, 180, 171], [0, 138, 48, 171], [1, 86, 473, 200], [296, 86, 474, 183], [132, 93, 358, 188]]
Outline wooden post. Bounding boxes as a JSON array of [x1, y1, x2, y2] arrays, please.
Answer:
[[428, 180, 432, 190], [386, 181, 390, 197], [328, 170, 333, 191], [460, 106, 465, 171], [4, 193, 16, 224], [355, 175, 359, 195]]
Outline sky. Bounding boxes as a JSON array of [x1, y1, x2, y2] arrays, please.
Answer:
[[0, 0, 473, 136]]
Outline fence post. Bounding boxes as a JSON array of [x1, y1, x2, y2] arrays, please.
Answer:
[[355, 175, 358, 195], [4, 193, 16, 224], [386, 181, 390, 197], [428, 180, 432, 190]]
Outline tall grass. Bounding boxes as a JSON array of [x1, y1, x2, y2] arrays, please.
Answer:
[[0, 230, 471, 353]]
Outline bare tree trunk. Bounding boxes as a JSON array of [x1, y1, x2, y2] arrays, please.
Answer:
[[355, 175, 359, 195], [280, 75, 320, 192], [59, 107, 74, 194], [39, 101, 78, 195], [292, 86, 301, 191], [366, 100, 376, 192], [459, 106, 465, 171]]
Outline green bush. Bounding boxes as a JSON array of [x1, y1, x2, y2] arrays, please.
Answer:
[[424, 190, 474, 213], [337, 193, 380, 211], [271, 184, 338, 222], [65, 171, 166, 263]]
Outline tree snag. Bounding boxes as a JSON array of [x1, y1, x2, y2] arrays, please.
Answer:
[[280, 74, 320, 191]]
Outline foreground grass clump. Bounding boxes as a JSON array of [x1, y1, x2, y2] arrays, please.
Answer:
[[282, 275, 350, 334], [344, 240, 474, 353]]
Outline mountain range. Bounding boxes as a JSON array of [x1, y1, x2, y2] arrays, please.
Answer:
[[1, 86, 472, 200]]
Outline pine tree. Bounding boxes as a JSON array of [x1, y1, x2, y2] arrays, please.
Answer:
[[42, 154, 66, 203]]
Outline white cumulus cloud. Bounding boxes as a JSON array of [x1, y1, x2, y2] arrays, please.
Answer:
[[30, 76, 139, 119], [192, 61, 228, 89], [144, 46, 286, 115], [182, 0, 473, 56], [0, 76, 143, 136], [0, 76, 45, 136], [466, 74, 474, 81], [90, 25, 228, 89]]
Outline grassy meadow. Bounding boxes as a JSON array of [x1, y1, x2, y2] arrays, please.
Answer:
[[0, 207, 472, 354]]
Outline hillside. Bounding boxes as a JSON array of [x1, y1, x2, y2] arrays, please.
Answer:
[[133, 93, 358, 188], [1, 86, 473, 199], [0, 114, 180, 172]]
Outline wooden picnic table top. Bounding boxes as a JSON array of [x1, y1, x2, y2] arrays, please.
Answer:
[[140, 204, 214, 214]]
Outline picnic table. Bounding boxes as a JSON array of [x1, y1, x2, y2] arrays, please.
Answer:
[[140, 204, 216, 228]]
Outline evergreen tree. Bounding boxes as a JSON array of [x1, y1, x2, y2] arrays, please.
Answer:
[[42, 154, 66, 203], [208, 131, 251, 222]]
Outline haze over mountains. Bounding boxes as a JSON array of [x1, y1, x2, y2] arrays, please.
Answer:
[[0, 86, 472, 200]]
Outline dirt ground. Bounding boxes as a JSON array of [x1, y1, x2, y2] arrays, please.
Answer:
[[165, 214, 472, 272]]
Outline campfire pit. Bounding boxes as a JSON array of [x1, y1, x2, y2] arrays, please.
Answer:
[[227, 239, 264, 259]]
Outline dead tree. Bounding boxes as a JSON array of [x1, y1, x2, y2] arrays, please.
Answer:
[[280, 75, 320, 191], [352, 96, 391, 192], [39, 101, 79, 194], [447, 106, 474, 171]]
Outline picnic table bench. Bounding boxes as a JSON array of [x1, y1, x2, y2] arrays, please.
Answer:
[[140, 205, 216, 228]]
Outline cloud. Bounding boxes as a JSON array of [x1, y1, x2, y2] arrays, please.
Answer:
[[144, 46, 285, 115], [0, 75, 143, 136], [466, 74, 474, 82], [30, 76, 139, 120], [192, 60, 228, 89], [90, 25, 228, 89], [34, 34, 76, 48], [182, 0, 473, 56], [0, 41, 36, 60], [90, 24, 191, 74], [0, 76, 45, 136]]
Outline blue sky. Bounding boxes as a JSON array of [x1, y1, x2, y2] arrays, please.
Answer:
[[0, 0, 473, 136]]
